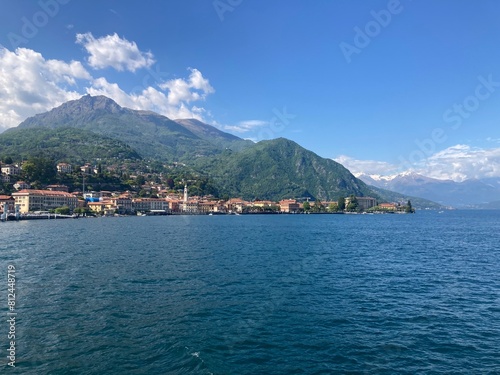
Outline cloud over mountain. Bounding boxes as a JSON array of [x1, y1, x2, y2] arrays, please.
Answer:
[[0, 47, 90, 131], [334, 155, 401, 176], [422, 145, 500, 181], [0, 34, 215, 131], [335, 144, 500, 182]]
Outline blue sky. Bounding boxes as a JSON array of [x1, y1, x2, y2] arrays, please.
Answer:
[[1, 0, 500, 181]]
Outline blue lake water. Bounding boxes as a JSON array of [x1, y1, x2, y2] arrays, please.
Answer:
[[1, 210, 499, 374]]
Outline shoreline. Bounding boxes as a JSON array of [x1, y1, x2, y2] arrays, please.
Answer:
[[1, 210, 417, 222]]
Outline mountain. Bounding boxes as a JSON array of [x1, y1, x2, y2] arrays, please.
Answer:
[[356, 171, 500, 207], [193, 138, 378, 201], [15, 95, 249, 161], [5, 95, 444, 206], [0, 127, 141, 163], [174, 119, 253, 151]]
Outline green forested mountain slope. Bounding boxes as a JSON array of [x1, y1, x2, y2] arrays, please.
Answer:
[[194, 138, 374, 201], [16, 95, 247, 161], [0, 127, 141, 164]]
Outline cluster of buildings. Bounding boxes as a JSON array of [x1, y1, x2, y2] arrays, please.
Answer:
[[0, 182, 390, 216], [83, 186, 303, 215], [1, 162, 405, 216], [1, 161, 101, 186]]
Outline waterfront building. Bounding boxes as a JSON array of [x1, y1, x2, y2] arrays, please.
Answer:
[[182, 200, 200, 213], [0, 195, 15, 213], [132, 198, 170, 212], [345, 196, 377, 210], [279, 199, 300, 213], [12, 189, 78, 213], [87, 202, 107, 214], [109, 193, 133, 214], [357, 197, 377, 210], [225, 198, 249, 213], [165, 198, 180, 212], [378, 203, 397, 210]]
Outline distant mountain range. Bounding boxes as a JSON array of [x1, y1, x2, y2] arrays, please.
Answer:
[[356, 171, 500, 208], [1, 95, 442, 206]]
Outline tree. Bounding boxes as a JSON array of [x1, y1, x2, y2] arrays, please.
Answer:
[[303, 201, 310, 211], [328, 203, 338, 212], [138, 189, 149, 197], [337, 196, 346, 211], [21, 157, 56, 185], [135, 175, 146, 186], [3, 156, 13, 164], [312, 200, 325, 212], [405, 200, 415, 213], [55, 206, 70, 215], [346, 195, 358, 212], [166, 178, 175, 189]]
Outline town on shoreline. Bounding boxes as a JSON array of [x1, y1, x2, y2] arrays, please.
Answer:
[[1, 184, 414, 221], [0, 161, 415, 220]]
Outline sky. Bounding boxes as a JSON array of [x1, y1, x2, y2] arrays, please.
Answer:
[[1, 0, 500, 182]]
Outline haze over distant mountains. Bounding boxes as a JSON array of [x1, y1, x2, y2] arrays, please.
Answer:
[[356, 171, 500, 208], [0, 95, 442, 207]]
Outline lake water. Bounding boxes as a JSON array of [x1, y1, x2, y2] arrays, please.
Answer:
[[1, 210, 499, 374]]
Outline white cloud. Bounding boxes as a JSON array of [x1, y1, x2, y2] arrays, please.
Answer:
[[335, 145, 500, 182], [224, 120, 269, 133], [419, 145, 500, 182], [159, 68, 214, 106], [76, 32, 155, 72], [0, 47, 90, 131], [334, 155, 401, 176], [0, 42, 215, 130], [96, 67, 217, 120]]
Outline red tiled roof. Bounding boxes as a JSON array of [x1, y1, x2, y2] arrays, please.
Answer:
[[12, 189, 77, 197]]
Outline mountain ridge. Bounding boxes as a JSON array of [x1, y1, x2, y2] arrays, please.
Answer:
[[16, 95, 249, 161], [2, 95, 442, 206]]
